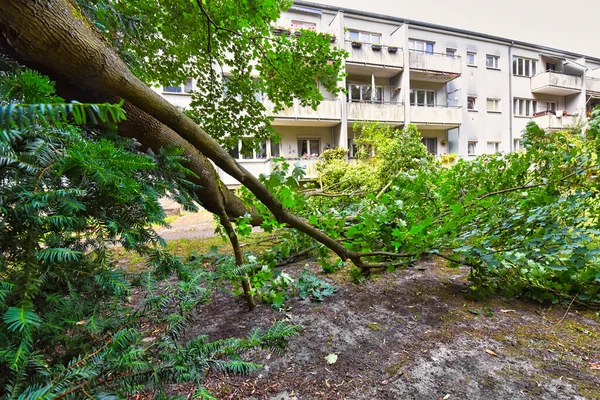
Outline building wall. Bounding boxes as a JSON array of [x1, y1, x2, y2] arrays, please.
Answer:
[[156, 2, 600, 186]]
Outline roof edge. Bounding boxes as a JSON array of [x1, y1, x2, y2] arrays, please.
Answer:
[[294, 0, 600, 64]]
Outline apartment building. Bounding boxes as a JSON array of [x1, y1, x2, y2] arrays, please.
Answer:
[[157, 2, 600, 186]]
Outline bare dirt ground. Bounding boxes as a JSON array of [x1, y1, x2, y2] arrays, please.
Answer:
[[184, 259, 600, 399], [134, 211, 600, 399]]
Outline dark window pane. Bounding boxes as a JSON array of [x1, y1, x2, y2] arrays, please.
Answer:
[[184, 78, 193, 93], [298, 140, 308, 156], [350, 85, 361, 101], [309, 139, 320, 156], [228, 144, 239, 159], [270, 140, 280, 157], [163, 85, 182, 93]]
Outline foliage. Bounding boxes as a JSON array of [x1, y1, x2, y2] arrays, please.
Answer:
[[0, 67, 301, 398], [77, 0, 347, 151], [316, 123, 437, 192], [243, 114, 600, 305]]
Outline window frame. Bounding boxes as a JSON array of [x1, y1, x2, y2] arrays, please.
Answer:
[[446, 47, 456, 57], [409, 39, 435, 54], [513, 98, 538, 117], [467, 141, 477, 156], [347, 83, 384, 103], [513, 138, 522, 151], [487, 141, 500, 153], [348, 29, 381, 44], [297, 138, 321, 157], [466, 51, 477, 66], [486, 55, 500, 69], [512, 56, 538, 77], [486, 98, 501, 113], [228, 139, 269, 161], [421, 138, 438, 155], [467, 96, 477, 111], [410, 89, 436, 107]]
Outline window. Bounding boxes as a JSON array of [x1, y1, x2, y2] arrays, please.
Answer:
[[446, 48, 456, 57], [348, 138, 358, 158], [348, 30, 381, 44], [270, 141, 280, 158], [486, 98, 501, 112], [513, 98, 538, 117], [467, 96, 477, 111], [223, 75, 262, 101], [486, 55, 500, 69], [348, 83, 383, 103], [228, 139, 268, 160], [546, 101, 557, 113], [410, 89, 435, 106], [409, 40, 434, 54], [290, 20, 316, 31], [466, 52, 477, 66], [421, 138, 437, 155], [467, 141, 477, 155], [298, 139, 321, 157], [513, 139, 522, 151], [487, 142, 500, 153], [546, 62, 556, 72], [163, 78, 193, 94], [513, 57, 538, 77]]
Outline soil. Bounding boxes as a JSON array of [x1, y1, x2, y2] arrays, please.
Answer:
[[182, 259, 600, 399]]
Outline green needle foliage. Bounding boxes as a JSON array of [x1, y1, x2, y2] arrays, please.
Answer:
[[0, 65, 301, 399]]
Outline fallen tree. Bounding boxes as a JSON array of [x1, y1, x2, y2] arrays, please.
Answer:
[[0, 0, 405, 272]]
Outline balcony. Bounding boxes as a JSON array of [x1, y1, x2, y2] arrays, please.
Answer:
[[409, 51, 462, 82], [586, 77, 600, 94], [264, 98, 341, 126], [531, 71, 583, 95], [532, 112, 581, 131], [410, 105, 462, 129], [344, 42, 404, 77], [347, 101, 405, 124]]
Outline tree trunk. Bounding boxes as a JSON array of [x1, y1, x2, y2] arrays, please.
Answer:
[[0, 0, 375, 270]]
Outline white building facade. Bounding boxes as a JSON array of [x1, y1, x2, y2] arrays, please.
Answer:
[[157, 2, 600, 186]]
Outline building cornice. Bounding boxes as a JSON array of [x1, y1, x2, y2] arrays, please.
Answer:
[[294, 0, 600, 64]]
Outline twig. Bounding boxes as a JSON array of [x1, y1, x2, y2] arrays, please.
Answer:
[[552, 292, 579, 329]]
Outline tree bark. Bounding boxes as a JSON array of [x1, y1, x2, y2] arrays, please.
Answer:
[[0, 0, 379, 271]]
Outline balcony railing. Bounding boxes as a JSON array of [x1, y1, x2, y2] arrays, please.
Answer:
[[532, 111, 581, 131], [410, 105, 462, 128], [263, 98, 341, 121], [531, 71, 583, 95], [408, 50, 462, 80], [344, 41, 404, 69], [586, 77, 600, 94], [347, 101, 405, 123]]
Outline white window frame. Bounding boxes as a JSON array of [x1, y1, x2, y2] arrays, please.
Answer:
[[466, 52, 477, 66], [487, 141, 500, 153], [513, 98, 538, 117], [546, 101, 557, 113], [228, 139, 268, 160], [163, 78, 194, 94], [486, 55, 500, 69], [409, 39, 435, 54], [486, 98, 501, 113], [297, 138, 321, 157], [467, 141, 477, 156], [348, 83, 383, 103], [467, 96, 477, 111], [410, 89, 436, 107], [513, 56, 538, 77], [348, 29, 381, 44], [513, 139, 522, 151]]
